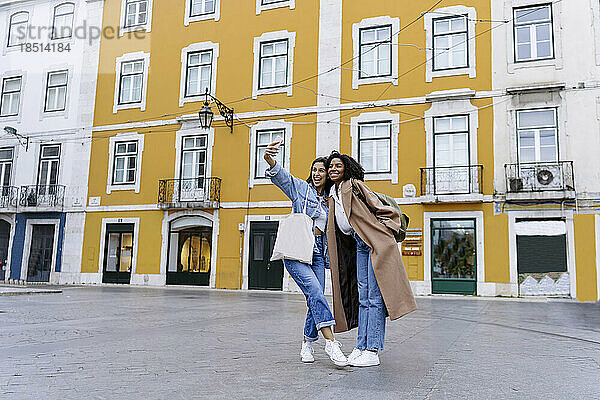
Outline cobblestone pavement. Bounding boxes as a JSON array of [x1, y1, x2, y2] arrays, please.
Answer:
[[0, 287, 599, 400]]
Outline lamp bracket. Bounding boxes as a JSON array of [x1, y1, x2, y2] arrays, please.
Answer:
[[204, 90, 234, 133]]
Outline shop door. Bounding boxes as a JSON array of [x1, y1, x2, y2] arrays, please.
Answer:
[[167, 228, 211, 286], [248, 222, 283, 290], [0, 220, 10, 281], [27, 224, 55, 283], [102, 224, 134, 284], [431, 219, 477, 295]]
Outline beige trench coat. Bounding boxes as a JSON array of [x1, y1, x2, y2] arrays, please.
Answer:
[[326, 179, 417, 333]]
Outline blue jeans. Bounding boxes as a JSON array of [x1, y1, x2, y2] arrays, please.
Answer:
[[355, 233, 386, 352], [283, 234, 335, 342]]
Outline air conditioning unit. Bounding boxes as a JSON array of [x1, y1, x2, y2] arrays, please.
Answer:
[[536, 169, 554, 186], [509, 178, 523, 192]]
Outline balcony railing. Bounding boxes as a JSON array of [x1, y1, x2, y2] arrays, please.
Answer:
[[158, 177, 221, 209], [505, 161, 574, 193], [19, 185, 66, 208], [0, 186, 19, 208], [420, 165, 483, 196]]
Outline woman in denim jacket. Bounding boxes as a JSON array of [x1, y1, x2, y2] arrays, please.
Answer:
[[264, 140, 348, 367]]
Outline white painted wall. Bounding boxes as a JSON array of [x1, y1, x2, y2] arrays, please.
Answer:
[[0, 0, 104, 282], [492, 0, 600, 196]]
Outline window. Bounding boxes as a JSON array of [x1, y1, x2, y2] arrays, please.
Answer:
[[107, 133, 144, 193], [119, 60, 144, 105], [517, 108, 558, 163], [52, 3, 75, 40], [514, 4, 553, 62], [7, 11, 28, 47], [252, 31, 295, 98], [259, 40, 288, 89], [38, 145, 61, 187], [352, 16, 399, 89], [124, 0, 148, 27], [0, 148, 13, 187], [255, 129, 285, 178], [185, 51, 212, 97], [358, 122, 391, 174], [112, 141, 138, 185], [44, 71, 68, 112], [0, 77, 22, 117], [432, 115, 471, 194], [434, 115, 469, 167], [359, 25, 392, 79], [113, 52, 150, 113], [433, 15, 468, 70], [256, 0, 294, 14], [190, 0, 215, 16], [181, 135, 207, 182]]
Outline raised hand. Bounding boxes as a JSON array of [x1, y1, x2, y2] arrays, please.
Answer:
[[263, 138, 283, 168]]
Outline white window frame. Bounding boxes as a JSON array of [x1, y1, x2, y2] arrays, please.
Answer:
[[37, 144, 62, 187], [513, 4, 554, 62], [179, 42, 219, 107], [424, 5, 477, 82], [113, 51, 150, 113], [504, 0, 563, 72], [249, 119, 292, 187], [119, 0, 153, 37], [252, 31, 296, 99], [184, 0, 220, 25], [174, 124, 215, 182], [39, 65, 72, 119], [350, 111, 399, 183], [43, 69, 69, 114], [0, 147, 14, 187], [0, 75, 23, 118], [424, 91, 480, 200], [256, 0, 295, 15], [51, 2, 75, 40], [352, 16, 399, 89], [6, 11, 29, 48], [516, 108, 559, 164], [107, 132, 144, 194]]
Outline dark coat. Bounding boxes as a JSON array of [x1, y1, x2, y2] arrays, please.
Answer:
[[326, 179, 417, 333]]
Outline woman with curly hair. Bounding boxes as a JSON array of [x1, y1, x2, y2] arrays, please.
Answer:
[[325, 151, 416, 367], [263, 141, 348, 367]]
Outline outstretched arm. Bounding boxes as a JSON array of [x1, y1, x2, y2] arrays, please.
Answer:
[[264, 140, 309, 204]]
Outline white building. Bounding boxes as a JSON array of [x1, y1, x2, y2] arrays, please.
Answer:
[[0, 0, 103, 283], [492, 0, 600, 299]]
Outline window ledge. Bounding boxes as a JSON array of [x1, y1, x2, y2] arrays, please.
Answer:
[[256, 0, 295, 15], [107, 184, 137, 192], [426, 88, 476, 102], [113, 102, 145, 113], [506, 82, 566, 94], [421, 194, 486, 204]]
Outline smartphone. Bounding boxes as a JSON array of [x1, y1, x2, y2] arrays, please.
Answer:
[[274, 136, 284, 148]]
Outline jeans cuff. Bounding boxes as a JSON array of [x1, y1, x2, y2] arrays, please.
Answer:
[[315, 320, 336, 331], [304, 335, 319, 343]]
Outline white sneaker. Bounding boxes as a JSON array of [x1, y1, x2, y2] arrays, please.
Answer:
[[349, 350, 380, 367], [347, 348, 363, 364], [325, 340, 348, 367], [300, 341, 314, 363]]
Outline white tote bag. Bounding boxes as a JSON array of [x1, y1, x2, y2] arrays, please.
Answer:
[[270, 186, 315, 264]]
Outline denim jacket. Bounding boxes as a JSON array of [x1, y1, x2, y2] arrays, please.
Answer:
[[265, 162, 330, 268]]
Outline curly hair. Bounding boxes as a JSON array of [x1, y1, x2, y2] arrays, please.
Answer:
[[325, 151, 364, 182], [306, 157, 331, 189]]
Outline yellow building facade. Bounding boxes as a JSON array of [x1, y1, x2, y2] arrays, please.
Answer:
[[81, 0, 598, 301]]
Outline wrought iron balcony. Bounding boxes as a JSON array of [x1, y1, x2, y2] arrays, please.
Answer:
[[19, 185, 66, 208], [505, 161, 575, 194], [0, 186, 18, 208], [158, 177, 221, 209], [420, 165, 483, 196]]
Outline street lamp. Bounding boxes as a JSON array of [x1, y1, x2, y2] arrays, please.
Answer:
[[3, 126, 29, 150], [198, 89, 234, 133]]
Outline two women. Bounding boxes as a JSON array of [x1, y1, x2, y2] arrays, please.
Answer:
[[264, 140, 348, 367], [264, 141, 416, 368], [325, 152, 417, 367]]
